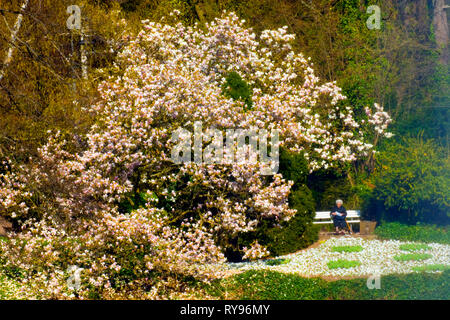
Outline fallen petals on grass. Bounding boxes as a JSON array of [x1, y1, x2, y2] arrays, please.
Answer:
[[222, 237, 450, 278]]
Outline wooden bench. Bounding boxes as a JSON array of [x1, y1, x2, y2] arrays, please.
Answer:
[[313, 210, 361, 232]]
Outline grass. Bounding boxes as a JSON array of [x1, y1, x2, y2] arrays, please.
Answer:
[[203, 269, 450, 300], [394, 253, 433, 262], [375, 222, 450, 244], [399, 243, 431, 251], [264, 258, 291, 266], [327, 259, 361, 269], [412, 264, 450, 272], [331, 245, 363, 253]]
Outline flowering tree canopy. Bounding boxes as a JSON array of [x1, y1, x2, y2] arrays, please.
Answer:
[[0, 12, 391, 299]]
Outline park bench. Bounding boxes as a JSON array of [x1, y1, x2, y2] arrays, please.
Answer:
[[313, 210, 361, 232]]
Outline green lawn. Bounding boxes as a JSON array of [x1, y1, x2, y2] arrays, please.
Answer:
[[327, 259, 361, 269], [399, 243, 432, 251], [412, 264, 450, 272], [203, 269, 450, 300], [394, 253, 433, 262], [331, 245, 364, 253]]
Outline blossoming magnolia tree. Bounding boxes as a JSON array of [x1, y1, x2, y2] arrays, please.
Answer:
[[0, 12, 391, 298]]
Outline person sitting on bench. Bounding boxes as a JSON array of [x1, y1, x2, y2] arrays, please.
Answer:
[[330, 199, 347, 235]]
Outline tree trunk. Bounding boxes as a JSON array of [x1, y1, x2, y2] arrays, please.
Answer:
[[432, 0, 449, 64], [0, 0, 30, 82]]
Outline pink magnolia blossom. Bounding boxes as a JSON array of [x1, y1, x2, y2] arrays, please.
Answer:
[[0, 12, 391, 299]]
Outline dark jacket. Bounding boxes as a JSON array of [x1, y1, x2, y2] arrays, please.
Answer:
[[330, 205, 347, 220]]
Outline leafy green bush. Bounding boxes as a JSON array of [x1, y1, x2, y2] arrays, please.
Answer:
[[278, 148, 309, 186], [265, 150, 318, 256], [399, 243, 431, 251], [327, 259, 361, 269], [263, 185, 318, 256], [394, 253, 432, 262], [222, 71, 253, 110], [367, 136, 449, 224], [331, 245, 363, 253], [375, 222, 450, 244], [239, 150, 318, 258], [243, 184, 318, 258]]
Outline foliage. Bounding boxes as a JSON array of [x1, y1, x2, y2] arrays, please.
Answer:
[[375, 223, 450, 245], [0, 208, 225, 299], [394, 253, 433, 262], [250, 185, 318, 257], [222, 71, 253, 110], [331, 245, 363, 253], [366, 136, 449, 224], [0, 0, 127, 162], [0, 12, 392, 298], [1, 0, 446, 300], [393, 108, 449, 143], [311, 175, 362, 210], [235, 150, 318, 259], [327, 259, 361, 269], [278, 148, 308, 186]]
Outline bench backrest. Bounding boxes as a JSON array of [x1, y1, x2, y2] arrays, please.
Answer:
[[314, 210, 360, 220]]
